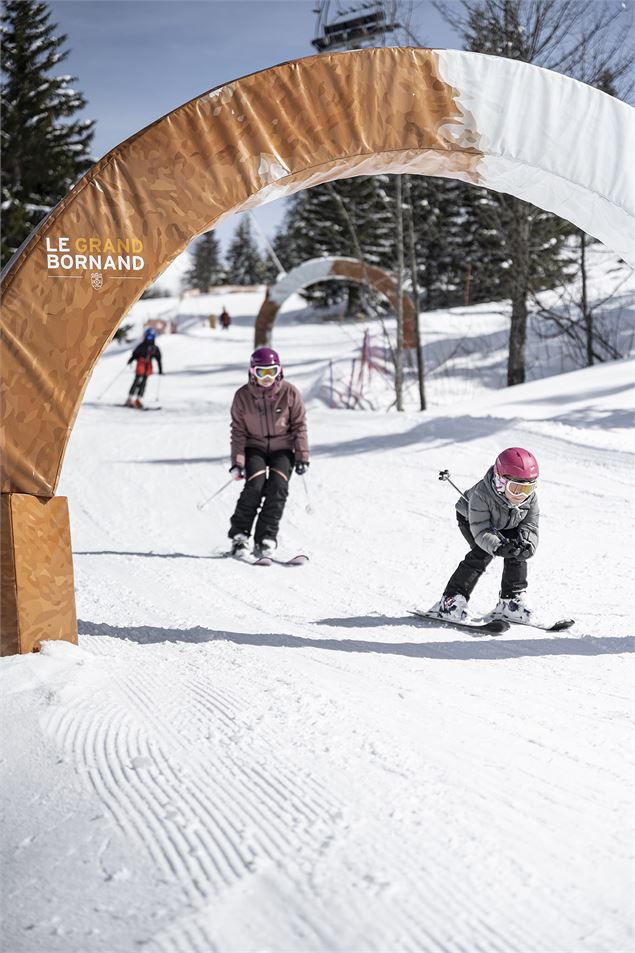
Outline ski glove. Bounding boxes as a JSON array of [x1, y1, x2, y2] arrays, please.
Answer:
[[294, 461, 309, 476], [229, 465, 245, 481], [496, 539, 523, 559]]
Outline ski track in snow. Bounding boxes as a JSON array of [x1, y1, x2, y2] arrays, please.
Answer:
[[2, 281, 634, 953]]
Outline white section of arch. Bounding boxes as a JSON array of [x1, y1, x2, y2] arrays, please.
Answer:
[[435, 51, 635, 265], [269, 258, 343, 305]]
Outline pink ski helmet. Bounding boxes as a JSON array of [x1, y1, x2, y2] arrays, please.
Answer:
[[249, 346, 282, 383], [494, 447, 539, 481]]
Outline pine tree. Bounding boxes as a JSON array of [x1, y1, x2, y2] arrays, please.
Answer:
[[1, 0, 95, 268], [183, 230, 224, 292], [225, 217, 266, 285], [275, 176, 396, 311]]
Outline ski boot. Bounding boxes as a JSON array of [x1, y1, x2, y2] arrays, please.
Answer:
[[491, 591, 533, 624], [430, 593, 468, 622], [125, 397, 135, 407], [134, 398, 143, 409], [253, 538, 276, 559], [231, 533, 250, 558]]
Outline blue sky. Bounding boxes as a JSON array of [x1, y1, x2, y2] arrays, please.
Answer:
[[48, 1, 462, 254]]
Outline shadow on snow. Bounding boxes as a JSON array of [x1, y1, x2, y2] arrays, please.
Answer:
[[77, 618, 633, 661]]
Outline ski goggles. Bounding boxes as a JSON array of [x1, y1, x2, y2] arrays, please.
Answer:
[[253, 364, 280, 381], [505, 479, 538, 497]]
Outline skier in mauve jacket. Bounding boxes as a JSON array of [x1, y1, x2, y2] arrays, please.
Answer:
[[228, 347, 309, 559], [125, 328, 163, 408]]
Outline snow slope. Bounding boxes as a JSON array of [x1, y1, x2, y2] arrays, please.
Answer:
[[1, 285, 634, 953]]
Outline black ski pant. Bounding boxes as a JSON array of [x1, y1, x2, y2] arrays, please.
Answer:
[[229, 448, 293, 544], [444, 515, 527, 601], [129, 374, 149, 397]]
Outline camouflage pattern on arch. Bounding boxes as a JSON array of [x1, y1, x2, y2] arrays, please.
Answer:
[[1, 47, 633, 653], [255, 257, 418, 348]]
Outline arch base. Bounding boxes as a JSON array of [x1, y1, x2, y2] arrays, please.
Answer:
[[1, 494, 78, 655]]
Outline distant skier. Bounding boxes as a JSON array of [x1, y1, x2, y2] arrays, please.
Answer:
[[431, 448, 540, 623], [219, 307, 231, 329], [228, 347, 309, 559], [125, 328, 163, 408]]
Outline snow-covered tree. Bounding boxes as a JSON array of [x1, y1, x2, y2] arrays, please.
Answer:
[[225, 218, 265, 285], [1, 0, 95, 268], [183, 230, 224, 292]]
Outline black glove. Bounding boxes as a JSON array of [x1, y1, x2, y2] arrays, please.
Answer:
[[516, 539, 534, 560], [496, 539, 523, 559], [510, 528, 534, 559], [229, 465, 245, 481], [294, 461, 309, 476]]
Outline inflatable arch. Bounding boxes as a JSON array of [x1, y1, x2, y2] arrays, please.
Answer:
[[254, 257, 418, 348], [1, 47, 633, 653]]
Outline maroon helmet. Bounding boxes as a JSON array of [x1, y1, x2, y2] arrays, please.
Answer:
[[250, 347, 280, 367]]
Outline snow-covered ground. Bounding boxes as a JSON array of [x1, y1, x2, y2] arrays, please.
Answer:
[[1, 273, 634, 953]]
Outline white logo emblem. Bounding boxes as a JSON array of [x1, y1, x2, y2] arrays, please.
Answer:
[[91, 271, 103, 290]]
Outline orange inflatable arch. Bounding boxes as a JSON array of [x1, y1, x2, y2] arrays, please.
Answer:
[[1, 48, 633, 653]]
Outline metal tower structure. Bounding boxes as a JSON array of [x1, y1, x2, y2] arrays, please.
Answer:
[[311, 1, 401, 53]]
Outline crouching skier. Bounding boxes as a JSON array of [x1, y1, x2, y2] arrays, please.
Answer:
[[125, 328, 163, 408], [432, 448, 540, 624], [228, 347, 309, 560]]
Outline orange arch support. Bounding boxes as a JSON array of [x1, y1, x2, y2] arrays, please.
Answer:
[[1, 48, 633, 652], [254, 257, 417, 348]]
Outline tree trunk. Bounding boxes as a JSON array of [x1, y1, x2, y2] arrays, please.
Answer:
[[506, 199, 531, 387], [394, 175, 405, 411], [403, 175, 426, 410], [580, 231, 593, 367]]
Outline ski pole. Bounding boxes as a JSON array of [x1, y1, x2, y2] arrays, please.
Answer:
[[96, 363, 129, 401], [196, 478, 233, 511], [438, 469, 467, 500], [155, 373, 162, 404], [301, 473, 313, 514]]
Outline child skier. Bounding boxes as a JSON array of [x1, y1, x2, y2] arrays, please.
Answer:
[[433, 448, 540, 623], [125, 328, 163, 408], [228, 347, 309, 559]]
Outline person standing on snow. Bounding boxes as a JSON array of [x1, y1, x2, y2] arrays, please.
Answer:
[[228, 347, 309, 559], [125, 328, 163, 408], [219, 307, 231, 329], [431, 448, 540, 624]]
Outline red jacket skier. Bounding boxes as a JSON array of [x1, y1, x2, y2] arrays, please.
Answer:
[[125, 329, 163, 408]]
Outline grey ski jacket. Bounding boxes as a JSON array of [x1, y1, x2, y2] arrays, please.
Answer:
[[456, 466, 539, 556], [230, 378, 309, 468]]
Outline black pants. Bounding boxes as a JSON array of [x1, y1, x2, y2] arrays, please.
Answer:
[[444, 516, 527, 601], [229, 448, 293, 544], [129, 374, 148, 397]]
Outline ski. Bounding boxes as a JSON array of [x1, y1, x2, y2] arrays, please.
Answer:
[[505, 618, 575, 632], [210, 551, 272, 566], [410, 608, 510, 634], [233, 553, 272, 566], [270, 555, 309, 566], [117, 404, 162, 411]]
